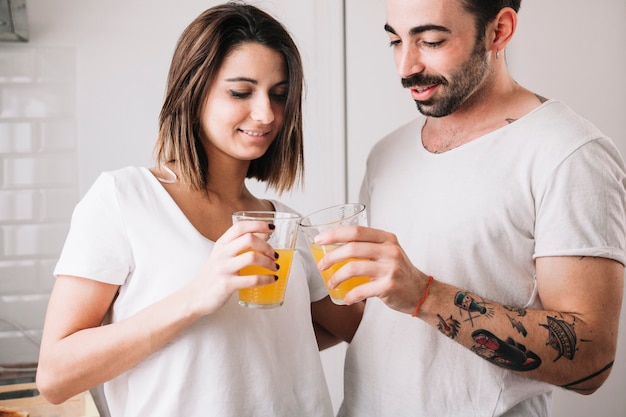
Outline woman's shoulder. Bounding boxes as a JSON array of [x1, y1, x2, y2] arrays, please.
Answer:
[[99, 165, 149, 180], [92, 166, 153, 189], [83, 166, 156, 203]]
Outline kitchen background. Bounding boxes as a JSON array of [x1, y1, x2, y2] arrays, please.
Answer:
[[0, 0, 624, 416]]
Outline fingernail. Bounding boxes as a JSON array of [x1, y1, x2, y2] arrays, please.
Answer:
[[268, 223, 276, 230], [274, 275, 279, 281], [274, 252, 279, 259], [275, 263, 280, 270]]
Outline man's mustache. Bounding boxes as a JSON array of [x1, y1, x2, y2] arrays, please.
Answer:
[[401, 73, 447, 89]]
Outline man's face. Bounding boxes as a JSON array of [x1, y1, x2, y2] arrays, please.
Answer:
[[385, 0, 491, 117]]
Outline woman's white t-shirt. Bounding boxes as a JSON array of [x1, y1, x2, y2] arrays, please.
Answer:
[[55, 166, 333, 417]]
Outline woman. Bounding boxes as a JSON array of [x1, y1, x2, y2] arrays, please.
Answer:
[[36, 3, 361, 416]]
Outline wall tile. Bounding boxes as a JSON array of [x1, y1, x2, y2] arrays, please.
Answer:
[[0, 190, 38, 222], [0, 83, 75, 119], [0, 260, 39, 293], [1, 224, 69, 257], [0, 122, 35, 153], [0, 46, 76, 365], [3, 154, 77, 187], [0, 47, 36, 83]]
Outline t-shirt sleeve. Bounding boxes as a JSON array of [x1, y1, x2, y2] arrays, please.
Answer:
[[54, 172, 132, 284], [534, 137, 626, 265]]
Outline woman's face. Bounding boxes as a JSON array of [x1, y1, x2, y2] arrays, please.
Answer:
[[201, 42, 288, 164]]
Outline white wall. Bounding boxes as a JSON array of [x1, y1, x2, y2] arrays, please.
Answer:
[[345, 1, 626, 416]]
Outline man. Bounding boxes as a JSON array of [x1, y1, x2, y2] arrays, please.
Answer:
[[315, 0, 626, 415]]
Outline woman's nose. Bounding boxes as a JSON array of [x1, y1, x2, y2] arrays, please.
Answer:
[[250, 95, 275, 124]]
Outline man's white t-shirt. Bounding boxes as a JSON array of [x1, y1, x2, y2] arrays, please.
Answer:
[[340, 100, 626, 417]]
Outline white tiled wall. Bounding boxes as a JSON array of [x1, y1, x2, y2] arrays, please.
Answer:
[[0, 45, 78, 365]]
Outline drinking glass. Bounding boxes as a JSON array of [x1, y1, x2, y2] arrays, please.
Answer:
[[233, 211, 300, 308], [300, 203, 370, 305]]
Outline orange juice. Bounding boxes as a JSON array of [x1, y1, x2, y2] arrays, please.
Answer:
[[309, 244, 370, 304], [238, 248, 294, 308]]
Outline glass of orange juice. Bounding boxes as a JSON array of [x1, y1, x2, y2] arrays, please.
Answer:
[[299, 203, 370, 305], [232, 211, 300, 308]]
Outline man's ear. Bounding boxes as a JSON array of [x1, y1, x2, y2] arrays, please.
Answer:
[[489, 7, 518, 54]]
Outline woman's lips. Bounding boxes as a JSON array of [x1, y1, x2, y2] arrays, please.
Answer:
[[240, 129, 271, 138]]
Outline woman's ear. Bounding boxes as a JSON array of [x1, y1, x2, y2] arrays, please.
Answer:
[[489, 7, 518, 55]]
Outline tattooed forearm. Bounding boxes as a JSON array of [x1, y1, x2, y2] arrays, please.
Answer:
[[427, 285, 617, 391], [540, 315, 580, 361], [507, 314, 528, 337], [436, 314, 461, 339], [504, 305, 527, 316], [471, 329, 541, 371], [454, 291, 494, 324]]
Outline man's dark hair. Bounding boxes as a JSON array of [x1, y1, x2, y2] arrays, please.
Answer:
[[461, 0, 521, 41]]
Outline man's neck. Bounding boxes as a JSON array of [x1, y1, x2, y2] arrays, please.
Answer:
[[421, 76, 542, 153]]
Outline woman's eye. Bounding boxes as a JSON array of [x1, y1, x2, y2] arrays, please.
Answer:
[[271, 92, 288, 103], [229, 90, 251, 99], [229, 89, 287, 102]]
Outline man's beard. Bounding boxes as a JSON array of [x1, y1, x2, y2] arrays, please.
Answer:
[[401, 40, 490, 118]]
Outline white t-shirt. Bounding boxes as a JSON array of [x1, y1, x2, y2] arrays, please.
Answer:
[[340, 100, 626, 417], [54, 166, 333, 417]]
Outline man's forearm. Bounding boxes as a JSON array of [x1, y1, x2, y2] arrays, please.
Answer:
[[419, 281, 616, 393]]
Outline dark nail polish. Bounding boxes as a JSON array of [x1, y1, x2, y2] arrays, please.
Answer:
[[268, 223, 276, 230], [275, 263, 280, 270], [274, 275, 279, 281], [274, 252, 279, 259]]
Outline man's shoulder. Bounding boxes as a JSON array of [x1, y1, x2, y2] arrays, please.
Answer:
[[528, 100, 603, 137]]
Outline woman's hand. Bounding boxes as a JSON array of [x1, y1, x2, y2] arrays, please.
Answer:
[[187, 220, 279, 315]]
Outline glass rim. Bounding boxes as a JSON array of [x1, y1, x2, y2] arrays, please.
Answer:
[[299, 203, 366, 228], [232, 210, 301, 221]]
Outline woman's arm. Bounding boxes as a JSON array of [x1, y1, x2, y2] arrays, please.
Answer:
[[37, 220, 280, 404], [311, 296, 365, 350], [36, 275, 204, 404]]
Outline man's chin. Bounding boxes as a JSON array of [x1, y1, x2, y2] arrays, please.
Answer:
[[415, 99, 462, 118], [415, 101, 445, 118]]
